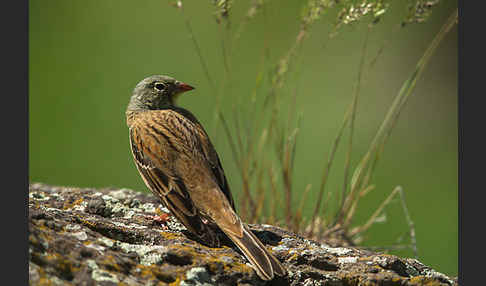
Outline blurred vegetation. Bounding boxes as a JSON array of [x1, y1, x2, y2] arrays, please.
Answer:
[[29, 0, 457, 276]]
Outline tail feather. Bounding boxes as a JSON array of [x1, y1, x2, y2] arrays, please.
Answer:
[[267, 243, 287, 277], [224, 224, 286, 280]]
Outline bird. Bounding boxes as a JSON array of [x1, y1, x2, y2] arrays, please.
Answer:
[[125, 75, 286, 280]]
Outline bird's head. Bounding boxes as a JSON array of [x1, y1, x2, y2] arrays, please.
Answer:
[[127, 75, 194, 111]]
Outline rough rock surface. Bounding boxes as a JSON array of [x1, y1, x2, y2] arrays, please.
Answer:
[[29, 183, 457, 286]]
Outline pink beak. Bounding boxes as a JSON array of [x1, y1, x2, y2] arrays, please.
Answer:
[[177, 82, 195, 92]]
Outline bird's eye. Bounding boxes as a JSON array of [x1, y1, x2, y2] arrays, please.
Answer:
[[154, 83, 167, 91]]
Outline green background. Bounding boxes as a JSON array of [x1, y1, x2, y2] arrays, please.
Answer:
[[29, 0, 457, 276]]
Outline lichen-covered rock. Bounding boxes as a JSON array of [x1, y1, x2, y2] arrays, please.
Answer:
[[29, 183, 457, 286]]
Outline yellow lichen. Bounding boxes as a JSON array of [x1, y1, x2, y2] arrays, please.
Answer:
[[409, 276, 445, 286], [63, 197, 84, 210], [168, 277, 181, 286], [287, 252, 300, 262], [98, 255, 122, 272], [160, 232, 183, 240], [37, 277, 54, 286], [79, 218, 97, 228]]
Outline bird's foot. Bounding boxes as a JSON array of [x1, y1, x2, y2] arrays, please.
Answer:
[[146, 213, 172, 227]]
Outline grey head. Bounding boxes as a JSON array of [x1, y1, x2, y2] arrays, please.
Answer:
[[127, 75, 194, 112]]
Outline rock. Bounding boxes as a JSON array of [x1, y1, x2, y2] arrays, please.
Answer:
[[28, 183, 457, 285]]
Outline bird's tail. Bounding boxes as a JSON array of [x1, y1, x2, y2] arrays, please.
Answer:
[[223, 224, 286, 280]]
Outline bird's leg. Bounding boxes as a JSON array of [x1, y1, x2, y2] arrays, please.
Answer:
[[146, 212, 172, 225]]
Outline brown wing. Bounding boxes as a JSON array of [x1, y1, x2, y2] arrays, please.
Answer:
[[172, 107, 235, 210], [128, 114, 220, 245], [197, 130, 235, 210]]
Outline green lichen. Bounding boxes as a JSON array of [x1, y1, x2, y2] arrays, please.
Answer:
[[91, 269, 120, 283], [180, 267, 213, 286], [97, 237, 114, 248]]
